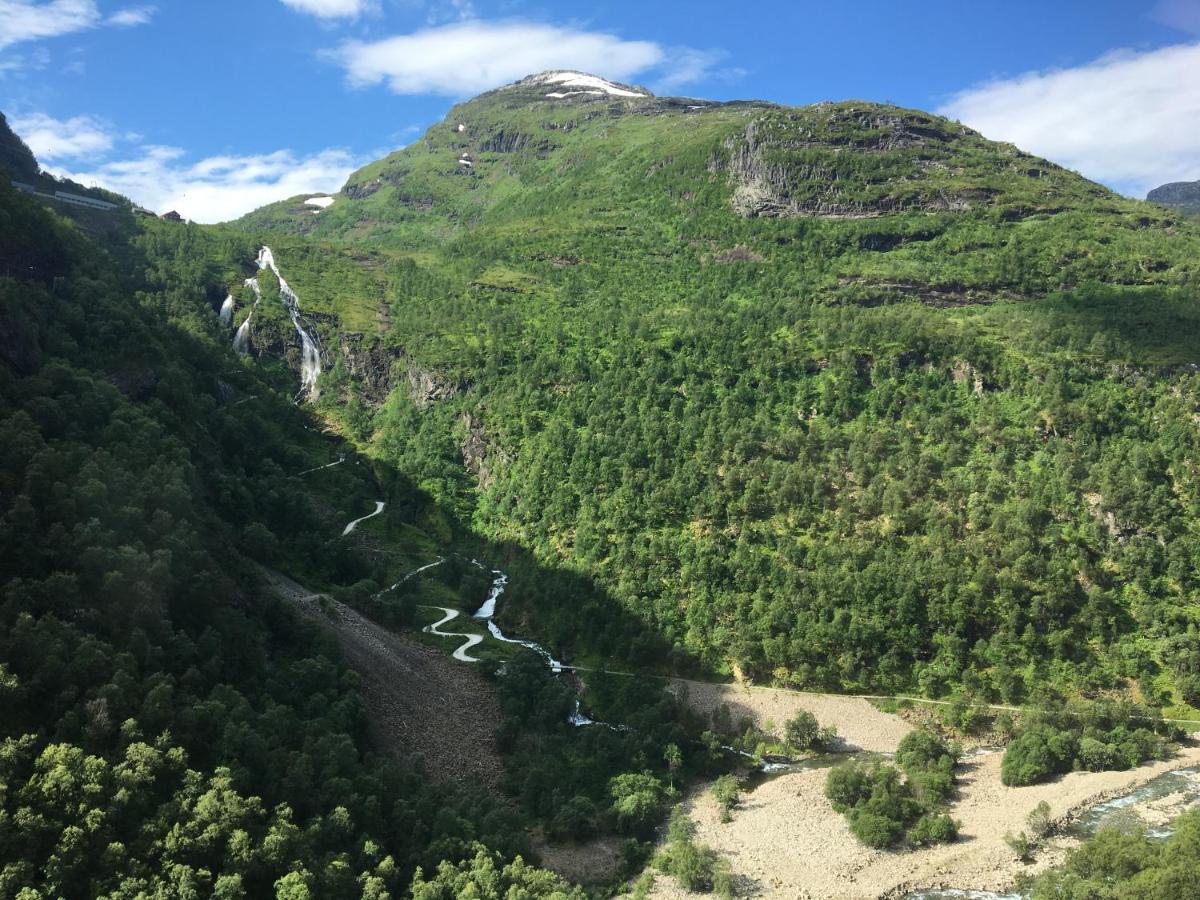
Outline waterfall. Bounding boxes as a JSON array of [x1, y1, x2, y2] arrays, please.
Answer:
[[229, 247, 323, 400], [233, 318, 252, 353], [219, 294, 235, 325], [254, 246, 323, 398], [232, 278, 261, 354]]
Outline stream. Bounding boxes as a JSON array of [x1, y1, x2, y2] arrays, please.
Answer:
[[342, 500, 385, 536], [905, 765, 1200, 900]]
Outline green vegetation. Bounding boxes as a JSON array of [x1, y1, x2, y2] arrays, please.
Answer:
[[1000, 699, 1180, 786], [410, 845, 585, 899], [653, 808, 734, 898], [711, 774, 742, 823], [8, 68, 1200, 894], [825, 730, 959, 849], [1027, 810, 1200, 898], [783, 710, 838, 753], [1004, 800, 1053, 862], [236, 81, 1200, 719]]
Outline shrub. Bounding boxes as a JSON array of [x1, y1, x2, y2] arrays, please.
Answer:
[[850, 810, 905, 848], [711, 775, 741, 823], [784, 710, 820, 751], [1027, 801, 1052, 839], [825, 762, 874, 812], [907, 813, 958, 846], [1000, 726, 1075, 786]]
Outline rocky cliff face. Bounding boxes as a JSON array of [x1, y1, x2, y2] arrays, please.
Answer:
[[1148, 181, 1200, 216]]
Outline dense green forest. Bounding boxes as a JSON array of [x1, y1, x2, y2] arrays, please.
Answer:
[[7, 70, 1200, 897], [242, 80, 1200, 717]]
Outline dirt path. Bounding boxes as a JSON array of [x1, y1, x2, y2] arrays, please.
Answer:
[[668, 678, 913, 753], [264, 568, 504, 788], [649, 736, 1200, 900]]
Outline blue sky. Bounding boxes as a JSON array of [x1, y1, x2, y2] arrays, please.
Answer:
[[2, 0, 1199, 221]]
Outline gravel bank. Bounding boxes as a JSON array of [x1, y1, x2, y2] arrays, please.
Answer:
[[650, 693, 1200, 898], [668, 678, 913, 752]]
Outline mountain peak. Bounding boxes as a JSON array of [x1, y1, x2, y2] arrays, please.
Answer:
[[507, 70, 652, 100]]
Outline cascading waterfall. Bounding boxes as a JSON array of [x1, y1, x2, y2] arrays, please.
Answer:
[[255, 246, 322, 398], [230, 247, 323, 400], [219, 294, 235, 325], [232, 278, 261, 354]]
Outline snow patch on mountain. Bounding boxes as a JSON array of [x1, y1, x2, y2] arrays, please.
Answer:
[[532, 71, 648, 98]]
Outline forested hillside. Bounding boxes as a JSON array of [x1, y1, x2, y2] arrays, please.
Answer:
[[0, 158, 546, 895], [241, 73, 1200, 714], [7, 69, 1200, 897]]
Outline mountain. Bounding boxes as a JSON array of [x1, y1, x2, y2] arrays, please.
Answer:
[[5, 73, 1200, 896], [1148, 179, 1200, 217], [240, 71, 1200, 698]]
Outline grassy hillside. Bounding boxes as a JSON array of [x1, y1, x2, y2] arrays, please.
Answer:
[[236, 75, 1200, 714]]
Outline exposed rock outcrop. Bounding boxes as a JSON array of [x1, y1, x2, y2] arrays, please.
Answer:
[[408, 365, 460, 408], [1147, 180, 1200, 216], [460, 413, 509, 489], [338, 335, 398, 405]]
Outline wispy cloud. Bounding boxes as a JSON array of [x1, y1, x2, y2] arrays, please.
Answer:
[[107, 4, 155, 27], [327, 20, 731, 96], [0, 0, 155, 52], [0, 0, 99, 50], [11, 111, 114, 159], [279, 0, 374, 19], [50, 144, 363, 223], [938, 41, 1200, 196]]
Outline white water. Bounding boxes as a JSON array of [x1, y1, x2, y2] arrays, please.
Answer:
[[255, 246, 322, 398], [378, 558, 447, 596], [295, 455, 345, 477], [219, 294, 235, 325], [232, 278, 261, 354], [342, 500, 385, 537], [424, 607, 484, 662]]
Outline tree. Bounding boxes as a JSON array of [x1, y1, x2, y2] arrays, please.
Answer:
[[711, 775, 741, 823]]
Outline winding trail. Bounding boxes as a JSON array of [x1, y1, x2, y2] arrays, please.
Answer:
[[423, 606, 485, 662], [343, 500, 385, 536]]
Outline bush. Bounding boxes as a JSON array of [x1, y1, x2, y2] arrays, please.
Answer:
[[1027, 801, 1052, 838], [655, 808, 733, 897], [711, 775, 741, 823], [850, 810, 905, 848], [825, 762, 874, 812], [907, 813, 958, 846], [1000, 726, 1076, 786], [784, 710, 820, 751]]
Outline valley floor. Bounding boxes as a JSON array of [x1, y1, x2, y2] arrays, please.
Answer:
[[649, 692, 1200, 900]]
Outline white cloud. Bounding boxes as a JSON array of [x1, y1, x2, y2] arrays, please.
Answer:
[[50, 144, 363, 223], [280, 0, 373, 18], [11, 112, 114, 160], [327, 20, 725, 96], [107, 4, 155, 27], [0, 0, 99, 49], [939, 42, 1200, 196], [0, 0, 155, 52]]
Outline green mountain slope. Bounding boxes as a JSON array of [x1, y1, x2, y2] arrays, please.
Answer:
[[239, 73, 1200, 710]]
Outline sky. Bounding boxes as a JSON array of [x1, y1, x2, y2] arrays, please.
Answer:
[[1, 0, 1198, 222]]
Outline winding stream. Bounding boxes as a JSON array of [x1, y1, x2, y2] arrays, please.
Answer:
[[343, 500, 385, 536], [423, 607, 484, 662]]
